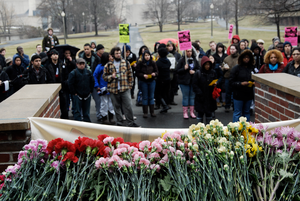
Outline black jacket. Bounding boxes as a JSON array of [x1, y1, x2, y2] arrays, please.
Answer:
[[4, 63, 24, 92], [23, 65, 52, 84], [213, 53, 227, 66], [156, 57, 171, 81], [136, 60, 158, 82], [0, 70, 9, 102], [229, 64, 255, 101], [283, 60, 300, 76], [192, 67, 217, 113], [42, 35, 59, 52], [250, 43, 264, 71], [68, 68, 94, 98], [44, 59, 69, 91], [0, 54, 6, 69], [177, 57, 200, 85]]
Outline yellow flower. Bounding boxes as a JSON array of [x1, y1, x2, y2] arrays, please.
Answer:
[[161, 130, 168, 138], [245, 142, 259, 158]]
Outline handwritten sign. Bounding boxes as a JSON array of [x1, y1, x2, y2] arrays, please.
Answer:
[[178, 30, 192, 51], [119, 24, 130, 43], [228, 24, 234, 40], [285, 26, 298, 46]]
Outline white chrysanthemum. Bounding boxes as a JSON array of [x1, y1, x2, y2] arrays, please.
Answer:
[[196, 122, 205, 129], [218, 146, 227, 153], [235, 142, 242, 149], [230, 151, 234, 156], [204, 134, 212, 140], [218, 137, 228, 144], [239, 117, 247, 123], [193, 144, 199, 151]]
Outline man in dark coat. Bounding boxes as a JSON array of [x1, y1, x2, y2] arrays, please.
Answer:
[[0, 65, 9, 102], [42, 28, 59, 52], [4, 56, 24, 95], [122, 44, 137, 99], [0, 48, 6, 69]]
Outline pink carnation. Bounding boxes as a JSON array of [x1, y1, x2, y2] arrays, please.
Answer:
[[168, 146, 175, 153], [113, 148, 127, 156], [171, 133, 182, 141], [162, 132, 171, 140], [139, 140, 151, 151], [159, 154, 169, 164], [118, 144, 130, 149], [103, 137, 114, 144], [51, 161, 60, 172], [153, 137, 164, 144], [107, 155, 121, 166], [150, 164, 161, 172], [149, 152, 160, 159], [139, 158, 150, 166], [5, 164, 20, 175], [95, 157, 108, 168], [128, 147, 138, 153], [151, 142, 162, 152], [176, 150, 183, 156]]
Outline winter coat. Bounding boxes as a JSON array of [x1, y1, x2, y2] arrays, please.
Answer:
[[78, 50, 101, 73], [250, 43, 264, 71], [227, 35, 240, 55], [94, 64, 109, 94], [177, 56, 200, 85], [13, 53, 30, 69], [229, 64, 255, 101], [222, 53, 239, 79], [282, 52, 293, 67], [156, 57, 171, 81], [136, 60, 158, 82], [42, 35, 59, 52], [68, 68, 94, 98], [205, 49, 216, 57], [23, 65, 52, 84], [44, 59, 69, 91], [258, 63, 285, 73], [192, 56, 217, 113], [282, 60, 300, 76], [0, 54, 6, 69], [0, 69, 9, 102], [4, 56, 24, 92]]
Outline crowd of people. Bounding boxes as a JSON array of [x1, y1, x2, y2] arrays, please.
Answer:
[[0, 27, 299, 126]]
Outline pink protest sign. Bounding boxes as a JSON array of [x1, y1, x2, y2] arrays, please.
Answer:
[[285, 26, 298, 46], [178, 30, 192, 51], [228, 24, 234, 39]]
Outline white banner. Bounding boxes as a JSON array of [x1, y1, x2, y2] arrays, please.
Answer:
[[28, 117, 300, 142]]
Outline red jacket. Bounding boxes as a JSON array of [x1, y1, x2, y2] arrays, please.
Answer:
[[282, 52, 293, 67], [258, 63, 285, 73], [227, 35, 240, 55]]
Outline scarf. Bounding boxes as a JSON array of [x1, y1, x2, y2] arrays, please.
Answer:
[[269, 63, 278, 71], [146, 61, 150, 66]]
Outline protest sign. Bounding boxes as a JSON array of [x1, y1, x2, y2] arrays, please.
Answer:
[[119, 24, 130, 43], [178, 30, 192, 51], [285, 26, 298, 46], [228, 24, 234, 40]]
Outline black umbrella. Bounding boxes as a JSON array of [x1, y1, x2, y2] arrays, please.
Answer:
[[51, 44, 80, 60]]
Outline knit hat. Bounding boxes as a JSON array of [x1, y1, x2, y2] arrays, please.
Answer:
[[49, 49, 59, 56], [122, 44, 131, 53], [96, 44, 104, 51], [31, 55, 41, 62], [158, 47, 168, 58], [283, 41, 292, 48]]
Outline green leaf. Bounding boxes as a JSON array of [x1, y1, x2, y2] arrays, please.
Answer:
[[279, 169, 293, 179], [159, 175, 173, 192]]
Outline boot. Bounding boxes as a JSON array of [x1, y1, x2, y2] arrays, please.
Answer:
[[143, 105, 148, 118], [160, 98, 170, 113], [108, 112, 116, 125], [206, 117, 213, 125], [102, 116, 110, 125], [189, 106, 196, 119], [149, 105, 156, 117], [182, 106, 189, 119]]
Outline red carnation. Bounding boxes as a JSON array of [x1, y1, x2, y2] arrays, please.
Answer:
[[47, 138, 64, 154], [112, 137, 124, 147], [61, 152, 79, 163], [55, 140, 76, 154], [97, 134, 109, 142]]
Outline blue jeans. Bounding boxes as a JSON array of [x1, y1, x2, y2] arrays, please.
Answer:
[[225, 79, 232, 108], [139, 80, 156, 105], [179, 84, 195, 106], [233, 99, 252, 122], [73, 94, 91, 122]]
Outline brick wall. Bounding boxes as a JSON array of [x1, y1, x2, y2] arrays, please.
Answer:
[[255, 81, 300, 123], [38, 93, 61, 118]]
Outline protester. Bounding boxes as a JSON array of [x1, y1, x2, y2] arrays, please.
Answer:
[[213, 43, 227, 66], [276, 42, 284, 52], [103, 46, 139, 127], [167, 41, 181, 61], [0, 64, 9, 102], [152, 42, 160, 55], [13, 46, 30, 69], [282, 41, 293, 67], [138, 45, 149, 61], [222, 44, 239, 113], [78, 43, 100, 73], [239, 40, 246, 54], [122, 44, 137, 99], [227, 35, 240, 55], [259, 49, 285, 73], [31, 44, 42, 57], [42, 28, 59, 52], [96, 44, 105, 61], [192, 56, 217, 124], [0, 48, 6, 68], [68, 58, 94, 122], [257, 39, 266, 58], [229, 50, 255, 122], [268, 37, 280, 51], [192, 42, 206, 64], [205, 41, 216, 57], [242, 39, 250, 49], [23, 55, 52, 84], [93, 52, 115, 125], [91, 41, 97, 51], [136, 50, 158, 118], [177, 48, 200, 119], [250, 43, 264, 71], [155, 46, 171, 113], [209, 55, 223, 113], [283, 47, 300, 76], [4, 56, 24, 95], [5, 57, 12, 69]]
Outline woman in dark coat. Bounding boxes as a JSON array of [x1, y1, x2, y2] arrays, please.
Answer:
[[177, 48, 200, 119], [259, 49, 285, 73], [192, 56, 217, 124], [136, 50, 158, 118], [4, 56, 24, 95], [282, 47, 300, 76], [229, 50, 256, 122], [0, 66, 9, 102]]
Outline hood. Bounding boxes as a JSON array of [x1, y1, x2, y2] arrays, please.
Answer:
[[272, 37, 280, 43], [90, 40, 97, 46], [238, 49, 255, 65], [154, 42, 160, 53], [231, 35, 240, 44], [139, 45, 148, 57], [200, 56, 212, 68], [183, 46, 197, 58], [250, 43, 261, 53], [122, 44, 132, 55], [13, 55, 22, 65], [216, 43, 225, 53]]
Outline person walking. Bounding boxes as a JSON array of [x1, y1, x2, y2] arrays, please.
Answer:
[[93, 52, 116, 125], [42, 28, 59, 52], [68, 58, 94, 122], [282, 41, 293, 67], [177, 48, 200, 119], [222, 44, 239, 113], [259, 49, 285, 73], [136, 50, 158, 118], [192, 56, 217, 124], [103, 46, 139, 127], [13, 46, 30, 70], [229, 50, 256, 122], [283, 47, 300, 76]]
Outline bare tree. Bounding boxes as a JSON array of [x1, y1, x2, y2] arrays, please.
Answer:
[[173, 0, 194, 31], [143, 0, 173, 32], [230, 0, 249, 35], [199, 0, 210, 22], [250, 0, 300, 38], [0, 1, 14, 34]]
